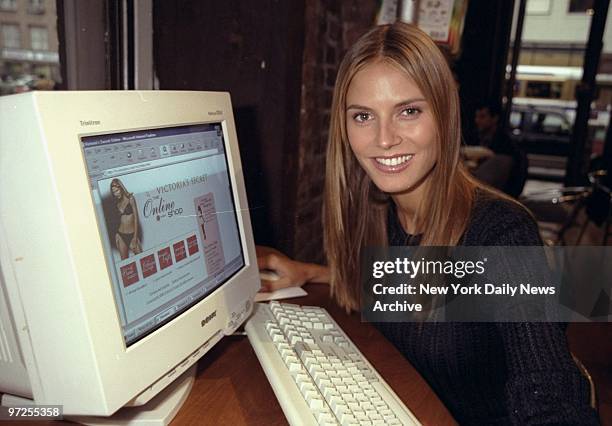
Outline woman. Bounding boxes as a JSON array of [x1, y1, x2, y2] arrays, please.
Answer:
[[197, 205, 207, 240], [110, 178, 142, 260], [258, 23, 598, 424]]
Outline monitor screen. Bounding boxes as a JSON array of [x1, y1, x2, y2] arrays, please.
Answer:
[[81, 123, 244, 346]]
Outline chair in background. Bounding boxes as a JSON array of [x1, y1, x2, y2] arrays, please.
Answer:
[[520, 170, 610, 245], [571, 353, 598, 410], [508, 147, 529, 199], [577, 170, 611, 245], [520, 185, 591, 246]]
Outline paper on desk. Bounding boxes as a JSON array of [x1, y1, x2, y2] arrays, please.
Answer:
[[254, 286, 308, 302]]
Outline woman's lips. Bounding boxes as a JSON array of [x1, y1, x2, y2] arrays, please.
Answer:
[[372, 154, 414, 173]]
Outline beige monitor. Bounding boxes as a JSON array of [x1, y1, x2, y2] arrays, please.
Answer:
[[0, 91, 260, 424]]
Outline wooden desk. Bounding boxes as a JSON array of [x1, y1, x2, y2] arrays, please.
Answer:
[[16, 284, 455, 425], [172, 283, 456, 425]]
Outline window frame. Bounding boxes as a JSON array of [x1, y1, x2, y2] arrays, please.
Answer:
[[1, 23, 21, 49]]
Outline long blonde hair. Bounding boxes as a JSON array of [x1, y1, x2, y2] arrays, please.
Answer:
[[324, 22, 479, 311]]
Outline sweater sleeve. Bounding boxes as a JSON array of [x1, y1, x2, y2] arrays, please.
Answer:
[[498, 322, 599, 425], [467, 196, 543, 246], [474, 198, 599, 424]]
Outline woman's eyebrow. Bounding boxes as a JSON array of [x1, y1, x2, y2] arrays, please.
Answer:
[[346, 98, 427, 111], [395, 98, 427, 107], [346, 104, 370, 110]]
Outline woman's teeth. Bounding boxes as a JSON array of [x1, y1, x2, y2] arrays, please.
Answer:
[[375, 155, 413, 166]]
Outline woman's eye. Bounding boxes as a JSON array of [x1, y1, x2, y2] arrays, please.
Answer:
[[400, 107, 421, 118], [353, 112, 372, 123]]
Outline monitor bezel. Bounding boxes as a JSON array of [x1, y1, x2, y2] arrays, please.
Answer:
[[0, 91, 260, 415]]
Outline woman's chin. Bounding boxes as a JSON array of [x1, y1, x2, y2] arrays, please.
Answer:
[[368, 165, 434, 198], [370, 178, 420, 196]]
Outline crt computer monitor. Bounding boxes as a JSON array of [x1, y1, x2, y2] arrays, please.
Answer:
[[0, 91, 260, 423]]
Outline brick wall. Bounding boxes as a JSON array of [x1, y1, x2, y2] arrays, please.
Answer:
[[292, 1, 377, 263]]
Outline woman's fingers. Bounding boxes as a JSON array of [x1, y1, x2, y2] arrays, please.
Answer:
[[259, 277, 295, 293]]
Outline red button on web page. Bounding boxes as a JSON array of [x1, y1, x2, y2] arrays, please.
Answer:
[[173, 240, 187, 262], [121, 262, 139, 287], [140, 254, 157, 278], [158, 247, 173, 270], [187, 235, 199, 255]]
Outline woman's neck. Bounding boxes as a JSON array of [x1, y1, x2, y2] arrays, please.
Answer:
[[391, 187, 424, 235]]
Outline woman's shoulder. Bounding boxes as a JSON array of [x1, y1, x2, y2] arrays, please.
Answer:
[[461, 188, 542, 246]]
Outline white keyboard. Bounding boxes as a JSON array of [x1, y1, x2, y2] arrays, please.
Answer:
[[245, 301, 421, 426]]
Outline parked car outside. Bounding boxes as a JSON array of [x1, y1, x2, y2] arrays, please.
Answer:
[[509, 98, 609, 181], [509, 103, 572, 157], [510, 97, 608, 157]]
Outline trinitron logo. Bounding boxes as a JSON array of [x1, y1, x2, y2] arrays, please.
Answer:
[[80, 120, 101, 126]]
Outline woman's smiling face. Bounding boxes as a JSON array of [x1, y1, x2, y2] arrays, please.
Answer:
[[345, 61, 438, 198], [111, 184, 122, 199]]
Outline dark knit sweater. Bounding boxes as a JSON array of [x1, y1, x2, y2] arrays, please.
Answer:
[[376, 191, 599, 425]]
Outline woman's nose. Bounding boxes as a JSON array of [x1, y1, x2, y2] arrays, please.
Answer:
[[377, 120, 402, 150]]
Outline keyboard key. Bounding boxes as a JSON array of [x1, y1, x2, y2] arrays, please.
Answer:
[[284, 354, 299, 365], [339, 412, 357, 424], [306, 393, 324, 410], [356, 394, 369, 403], [323, 386, 339, 400], [316, 410, 335, 424]]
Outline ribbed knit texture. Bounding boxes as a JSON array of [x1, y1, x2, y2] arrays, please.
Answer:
[[377, 191, 599, 425]]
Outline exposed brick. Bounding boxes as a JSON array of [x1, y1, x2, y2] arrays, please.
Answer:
[[326, 46, 337, 65], [296, 208, 317, 226], [309, 182, 324, 199], [293, 0, 376, 263], [324, 89, 334, 109], [315, 67, 325, 85], [326, 12, 341, 44], [325, 67, 337, 88], [321, 113, 330, 130], [318, 43, 327, 64]]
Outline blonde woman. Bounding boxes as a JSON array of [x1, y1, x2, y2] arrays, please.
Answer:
[[258, 23, 597, 424], [110, 178, 142, 259]]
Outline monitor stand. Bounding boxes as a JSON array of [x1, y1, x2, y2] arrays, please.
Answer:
[[70, 365, 196, 426]]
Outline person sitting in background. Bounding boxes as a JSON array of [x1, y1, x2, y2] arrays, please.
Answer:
[[464, 101, 526, 198]]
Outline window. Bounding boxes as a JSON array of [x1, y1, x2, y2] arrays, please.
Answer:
[[527, 0, 551, 15], [1, 24, 21, 48], [529, 112, 570, 134], [0, 0, 17, 12], [30, 26, 48, 50], [1, 1, 60, 96], [28, 0, 45, 14], [526, 81, 553, 98], [568, 0, 594, 13], [510, 111, 523, 130]]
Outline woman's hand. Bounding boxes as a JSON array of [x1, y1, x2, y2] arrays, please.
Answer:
[[130, 237, 141, 253], [256, 245, 329, 292]]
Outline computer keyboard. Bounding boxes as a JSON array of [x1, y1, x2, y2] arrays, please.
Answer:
[[245, 301, 422, 425]]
